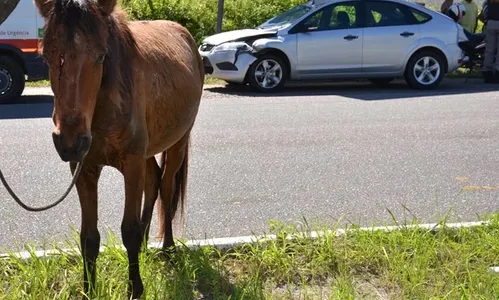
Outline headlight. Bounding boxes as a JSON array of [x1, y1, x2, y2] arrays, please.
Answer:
[[211, 42, 252, 53]]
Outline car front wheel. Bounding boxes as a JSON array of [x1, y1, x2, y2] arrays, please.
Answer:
[[405, 50, 445, 90], [247, 54, 287, 93]]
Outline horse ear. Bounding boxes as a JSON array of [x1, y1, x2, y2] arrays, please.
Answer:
[[33, 0, 54, 19], [97, 0, 117, 16]]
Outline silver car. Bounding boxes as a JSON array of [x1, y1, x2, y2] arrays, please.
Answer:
[[199, 0, 467, 92]]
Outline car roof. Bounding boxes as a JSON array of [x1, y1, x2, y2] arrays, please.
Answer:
[[313, 0, 436, 9], [312, 0, 448, 19]]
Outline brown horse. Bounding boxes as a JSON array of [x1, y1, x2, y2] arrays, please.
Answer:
[[30, 0, 204, 298]]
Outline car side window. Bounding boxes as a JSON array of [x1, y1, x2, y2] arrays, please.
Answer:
[[364, 1, 413, 27], [408, 7, 432, 24], [298, 8, 326, 32], [327, 3, 359, 30]]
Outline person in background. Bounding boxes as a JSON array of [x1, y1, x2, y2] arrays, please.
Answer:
[[459, 0, 479, 33], [482, 0, 499, 83], [441, 0, 454, 13], [478, 1, 488, 31]]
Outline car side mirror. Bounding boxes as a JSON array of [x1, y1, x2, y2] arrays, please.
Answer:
[[291, 23, 311, 34]]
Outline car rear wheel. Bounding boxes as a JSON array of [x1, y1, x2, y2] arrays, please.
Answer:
[[247, 54, 287, 93], [405, 50, 445, 90], [0, 56, 25, 104]]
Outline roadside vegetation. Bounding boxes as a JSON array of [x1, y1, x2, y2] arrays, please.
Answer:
[[26, 77, 225, 87], [1, 213, 499, 299], [120, 0, 305, 46]]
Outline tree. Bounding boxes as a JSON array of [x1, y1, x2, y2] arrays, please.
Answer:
[[216, 0, 224, 33]]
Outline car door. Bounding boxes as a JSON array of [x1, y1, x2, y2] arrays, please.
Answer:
[[293, 1, 363, 79], [361, 0, 422, 74]]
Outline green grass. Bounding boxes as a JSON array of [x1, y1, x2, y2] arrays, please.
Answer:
[[25, 68, 480, 89], [1, 213, 499, 299], [25, 77, 225, 88], [25, 79, 51, 87], [446, 68, 483, 79]]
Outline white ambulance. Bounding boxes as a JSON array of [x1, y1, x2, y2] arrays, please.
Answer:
[[0, 0, 48, 103]]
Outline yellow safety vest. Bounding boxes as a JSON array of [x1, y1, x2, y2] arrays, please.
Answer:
[[460, 1, 479, 32]]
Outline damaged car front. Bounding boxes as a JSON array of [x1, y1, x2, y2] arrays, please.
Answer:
[[198, 1, 316, 91], [199, 30, 278, 84]]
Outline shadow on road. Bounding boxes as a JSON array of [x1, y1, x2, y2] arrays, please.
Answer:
[[205, 78, 498, 101], [0, 95, 54, 120], [2, 77, 496, 120]]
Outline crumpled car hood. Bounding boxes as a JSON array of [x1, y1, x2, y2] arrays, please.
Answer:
[[202, 28, 278, 46]]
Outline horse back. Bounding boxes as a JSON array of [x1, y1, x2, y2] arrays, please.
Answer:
[[129, 20, 204, 91]]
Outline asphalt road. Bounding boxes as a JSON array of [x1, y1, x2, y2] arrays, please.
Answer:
[[1, 79, 498, 252]]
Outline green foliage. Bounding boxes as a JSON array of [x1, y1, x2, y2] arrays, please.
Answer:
[[120, 0, 306, 45]]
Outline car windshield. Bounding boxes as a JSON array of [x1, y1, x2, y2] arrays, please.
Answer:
[[258, 3, 313, 29]]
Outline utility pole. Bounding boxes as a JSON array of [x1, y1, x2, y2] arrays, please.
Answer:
[[216, 0, 225, 33]]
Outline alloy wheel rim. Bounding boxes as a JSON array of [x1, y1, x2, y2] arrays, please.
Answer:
[[254, 59, 282, 89], [413, 56, 440, 85]]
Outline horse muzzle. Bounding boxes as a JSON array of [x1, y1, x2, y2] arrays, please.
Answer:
[[52, 132, 92, 162]]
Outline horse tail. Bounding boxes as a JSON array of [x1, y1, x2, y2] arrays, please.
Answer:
[[156, 138, 190, 242], [156, 151, 167, 239], [172, 138, 189, 221], [198, 52, 205, 83]]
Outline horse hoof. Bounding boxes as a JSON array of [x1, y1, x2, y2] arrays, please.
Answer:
[[128, 278, 144, 300], [157, 246, 177, 265]]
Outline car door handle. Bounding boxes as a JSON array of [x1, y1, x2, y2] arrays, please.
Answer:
[[400, 32, 414, 37], [343, 35, 358, 40]]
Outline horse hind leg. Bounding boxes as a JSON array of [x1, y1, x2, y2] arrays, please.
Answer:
[[140, 154, 164, 246], [157, 132, 190, 257]]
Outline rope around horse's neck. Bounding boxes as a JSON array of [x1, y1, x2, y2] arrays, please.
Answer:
[[0, 161, 84, 212]]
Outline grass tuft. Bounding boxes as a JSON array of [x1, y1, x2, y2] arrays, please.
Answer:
[[1, 213, 499, 299]]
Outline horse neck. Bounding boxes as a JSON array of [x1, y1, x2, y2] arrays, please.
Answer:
[[99, 13, 139, 112]]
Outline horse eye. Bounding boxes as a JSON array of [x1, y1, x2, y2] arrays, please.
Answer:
[[96, 54, 106, 64]]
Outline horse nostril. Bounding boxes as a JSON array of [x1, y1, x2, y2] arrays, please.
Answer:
[[76, 135, 92, 155], [52, 132, 62, 149]]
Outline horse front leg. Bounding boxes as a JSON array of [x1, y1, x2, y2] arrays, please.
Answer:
[[70, 162, 102, 300], [120, 155, 146, 299]]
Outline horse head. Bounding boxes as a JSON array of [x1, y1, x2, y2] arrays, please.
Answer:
[[34, 0, 117, 162]]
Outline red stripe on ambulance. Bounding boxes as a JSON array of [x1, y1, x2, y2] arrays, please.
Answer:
[[1, 39, 41, 53]]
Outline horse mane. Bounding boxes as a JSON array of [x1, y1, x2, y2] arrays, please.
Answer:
[[43, 0, 140, 109], [100, 10, 139, 109]]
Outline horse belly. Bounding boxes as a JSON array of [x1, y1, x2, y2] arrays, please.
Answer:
[[145, 126, 191, 157], [145, 95, 201, 157], [131, 21, 204, 157]]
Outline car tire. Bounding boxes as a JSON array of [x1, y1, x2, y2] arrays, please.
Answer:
[[369, 77, 394, 87], [247, 54, 287, 93], [0, 56, 25, 104], [0, 56, 25, 103], [404, 50, 445, 90]]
